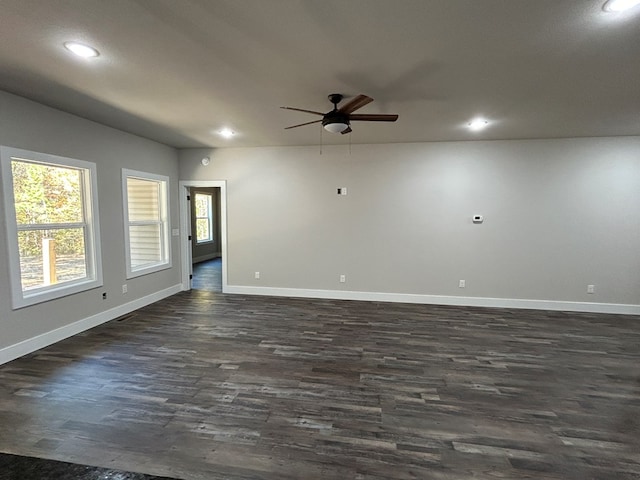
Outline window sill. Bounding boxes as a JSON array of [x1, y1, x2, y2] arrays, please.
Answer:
[[126, 261, 172, 280], [13, 277, 103, 310]]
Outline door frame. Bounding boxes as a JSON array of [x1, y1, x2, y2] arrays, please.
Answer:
[[179, 180, 227, 292]]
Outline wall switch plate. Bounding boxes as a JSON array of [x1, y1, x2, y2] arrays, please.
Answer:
[[337, 187, 347, 195], [459, 279, 466, 288], [472, 215, 484, 223], [587, 284, 595, 294], [122, 284, 128, 294], [339, 274, 346, 283], [255, 272, 260, 279]]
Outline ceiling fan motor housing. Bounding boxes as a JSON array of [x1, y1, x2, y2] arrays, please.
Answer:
[[282, 93, 397, 133], [328, 93, 344, 105], [322, 111, 350, 128], [323, 94, 349, 132]]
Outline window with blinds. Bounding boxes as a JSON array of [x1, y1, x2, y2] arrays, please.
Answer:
[[122, 170, 170, 278]]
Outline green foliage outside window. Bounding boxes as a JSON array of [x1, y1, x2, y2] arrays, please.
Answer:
[[196, 218, 210, 242], [195, 193, 212, 242], [11, 160, 85, 257]]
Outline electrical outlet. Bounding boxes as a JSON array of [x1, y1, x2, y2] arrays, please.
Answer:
[[122, 284, 128, 294], [339, 274, 346, 283], [255, 271, 260, 279], [459, 279, 466, 288], [587, 284, 595, 294]]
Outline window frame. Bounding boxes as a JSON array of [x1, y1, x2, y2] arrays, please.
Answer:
[[194, 191, 214, 244], [0, 146, 103, 309], [122, 169, 171, 279]]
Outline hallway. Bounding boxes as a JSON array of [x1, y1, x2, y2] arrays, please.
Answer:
[[191, 258, 222, 293]]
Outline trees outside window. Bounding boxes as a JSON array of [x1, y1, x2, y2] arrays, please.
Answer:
[[1, 146, 102, 309], [195, 193, 213, 243]]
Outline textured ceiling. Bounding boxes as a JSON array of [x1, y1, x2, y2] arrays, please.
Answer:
[[1, 0, 639, 148]]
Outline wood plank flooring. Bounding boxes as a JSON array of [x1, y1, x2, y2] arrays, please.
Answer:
[[191, 258, 222, 293], [0, 290, 639, 479]]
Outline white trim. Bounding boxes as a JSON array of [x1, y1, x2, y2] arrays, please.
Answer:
[[0, 284, 182, 366], [122, 169, 171, 279], [179, 181, 227, 292], [225, 285, 640, 315], [193, 191, 214, 244], [0, 146, 103, 309]]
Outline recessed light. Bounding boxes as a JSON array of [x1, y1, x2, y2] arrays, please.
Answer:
[[218, 128, 235, 138], [603, 0, 640, 12], [64, 42, 99, 58], [467, 118, 489, 131]]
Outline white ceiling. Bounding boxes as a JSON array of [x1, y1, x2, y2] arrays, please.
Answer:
[[1, 0, 639, 148]]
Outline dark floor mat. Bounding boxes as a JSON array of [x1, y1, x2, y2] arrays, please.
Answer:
[[0, 453, 181, 480]]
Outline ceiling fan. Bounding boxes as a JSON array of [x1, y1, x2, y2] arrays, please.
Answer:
[[281, 94, 398, 134]]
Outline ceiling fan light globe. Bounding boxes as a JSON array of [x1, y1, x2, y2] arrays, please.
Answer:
[[64, 42, 99, 58], [324, 122, 349, 134]]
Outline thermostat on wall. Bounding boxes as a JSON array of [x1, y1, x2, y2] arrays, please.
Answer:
[[472, 215, 484, 223]]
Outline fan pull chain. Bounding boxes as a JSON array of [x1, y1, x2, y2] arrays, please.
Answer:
[[319, 123, 323, 155]]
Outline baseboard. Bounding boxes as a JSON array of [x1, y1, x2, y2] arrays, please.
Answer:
[[0, 284, 182, 366], [193, 253, 220, 264], [3, 283, 635, 367], [224, 285, 640, 315]]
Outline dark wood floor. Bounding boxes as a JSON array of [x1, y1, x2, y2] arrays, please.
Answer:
[[0, 286, 639, 479], [192, 258, 222, 293]]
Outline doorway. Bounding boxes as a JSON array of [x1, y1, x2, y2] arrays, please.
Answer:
[[190, 186, 221, 292], [179, 180, 227, 292], [191, 257, 222, 292]]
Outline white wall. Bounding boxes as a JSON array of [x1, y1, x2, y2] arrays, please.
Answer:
[[179, 137, 640, 313], [0, 91, 182, 361]]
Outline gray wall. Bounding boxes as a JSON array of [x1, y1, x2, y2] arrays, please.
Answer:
[[179, 138, 640, 308], [0, 91, 181, 351], [2, 87, 637, 359]]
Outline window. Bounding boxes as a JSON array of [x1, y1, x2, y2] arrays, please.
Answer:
[[122, 169, 170, 278], [0, 146, 102, 309], [194, 192, 213, 243]]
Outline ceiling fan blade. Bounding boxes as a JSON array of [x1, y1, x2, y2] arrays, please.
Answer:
[[280, 106, 324, 116], [284, 119, 322, 129], [338, 94, 373, 114], [349, 114, 399, 122], [341, 126, 353, 135]]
